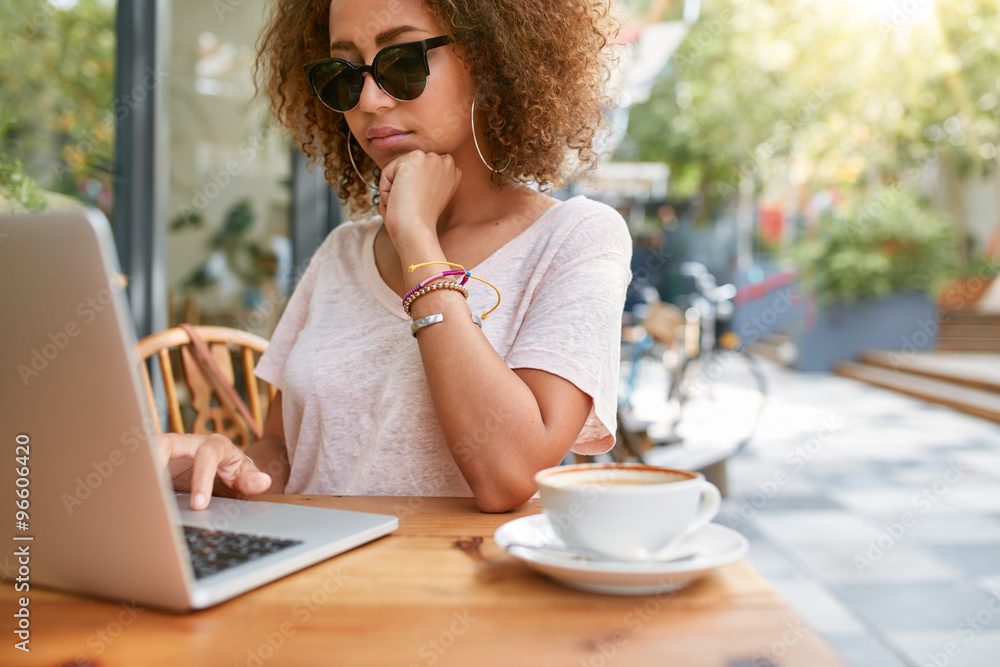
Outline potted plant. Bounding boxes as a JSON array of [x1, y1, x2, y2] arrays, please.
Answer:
[[937, 255, 999, 312], [0, 112, 85, 213], [787, 189, 959, 371]]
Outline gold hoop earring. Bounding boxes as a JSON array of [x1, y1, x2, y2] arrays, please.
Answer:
[[347, 132, 377, 190], [471, 98, 511, 174]]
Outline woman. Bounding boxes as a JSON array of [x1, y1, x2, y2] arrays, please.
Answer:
[[165, 0, 631, 512]]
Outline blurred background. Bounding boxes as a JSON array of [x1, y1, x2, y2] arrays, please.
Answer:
[[2, 0, 997, 358], [4, 3, 1000, 666]]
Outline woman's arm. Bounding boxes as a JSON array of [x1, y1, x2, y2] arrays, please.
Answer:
[[404, 245, 595, 513], [380, 152, 626, 513]]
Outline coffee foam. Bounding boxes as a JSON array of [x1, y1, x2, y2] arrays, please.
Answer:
[[540, 467, 691, 488]]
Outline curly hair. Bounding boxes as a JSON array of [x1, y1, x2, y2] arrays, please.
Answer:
[[253, 0, 619, 215]]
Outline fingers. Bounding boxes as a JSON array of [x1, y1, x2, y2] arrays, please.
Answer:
[[378, 158, 397, 219], [231, 464, 273, 498], [379, 151, 461, 237], [188, 434, 232, 509], [173, 433, 271, 510]]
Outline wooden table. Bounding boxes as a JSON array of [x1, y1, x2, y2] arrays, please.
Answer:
[[4, 496, 845, 666]]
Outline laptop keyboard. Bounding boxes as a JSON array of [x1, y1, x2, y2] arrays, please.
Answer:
[[182, 526, 303, 579]]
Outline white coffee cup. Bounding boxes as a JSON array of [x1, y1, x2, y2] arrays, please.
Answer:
[[534, 463, 722, 562]]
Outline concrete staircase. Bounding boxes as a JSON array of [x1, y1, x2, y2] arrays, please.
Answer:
[[835, 350, 1000, 424], [745, 311, 1000, 423]]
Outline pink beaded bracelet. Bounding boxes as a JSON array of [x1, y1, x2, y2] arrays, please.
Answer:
[[402, 269, 470, 303], [407, 261, 502, 319]]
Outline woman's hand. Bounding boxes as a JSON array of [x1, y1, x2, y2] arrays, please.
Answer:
[[378, 150, 461, 242], [156, 433, 273, 510]]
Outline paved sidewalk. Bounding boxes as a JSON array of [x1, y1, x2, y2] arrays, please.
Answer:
[[625, 357, 1000, 667]]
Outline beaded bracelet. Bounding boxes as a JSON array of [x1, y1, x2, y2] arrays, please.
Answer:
[[402, 280, 469, 316], [407, 261, 502, 319], [402, 269, 470, 303]]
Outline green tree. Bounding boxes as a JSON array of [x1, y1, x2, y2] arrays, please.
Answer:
[[0, 0, 116, 202], [623, 0, 1000, 218]]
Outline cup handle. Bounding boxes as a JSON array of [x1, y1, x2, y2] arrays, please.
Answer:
[[677, 480, 722, 542]]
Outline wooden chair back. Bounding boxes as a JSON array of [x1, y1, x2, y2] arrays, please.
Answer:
[[137, 325, 275, 448]]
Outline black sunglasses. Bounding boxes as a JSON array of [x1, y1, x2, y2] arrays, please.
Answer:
[[303, 36, 453, 112]]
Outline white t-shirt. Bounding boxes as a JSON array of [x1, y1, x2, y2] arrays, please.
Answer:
[[254, 195, 632, 496]]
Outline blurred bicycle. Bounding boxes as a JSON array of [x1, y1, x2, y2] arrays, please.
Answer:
[[616, 263, 768, 479]]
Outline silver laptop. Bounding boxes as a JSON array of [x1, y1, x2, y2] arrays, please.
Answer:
[[0, 209, 397, 611]]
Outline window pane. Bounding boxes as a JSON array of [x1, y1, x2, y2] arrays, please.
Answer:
[[167, 0, 292, 337]]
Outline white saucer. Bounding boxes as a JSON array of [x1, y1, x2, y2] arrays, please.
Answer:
[[493, 514, 748, 595]]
